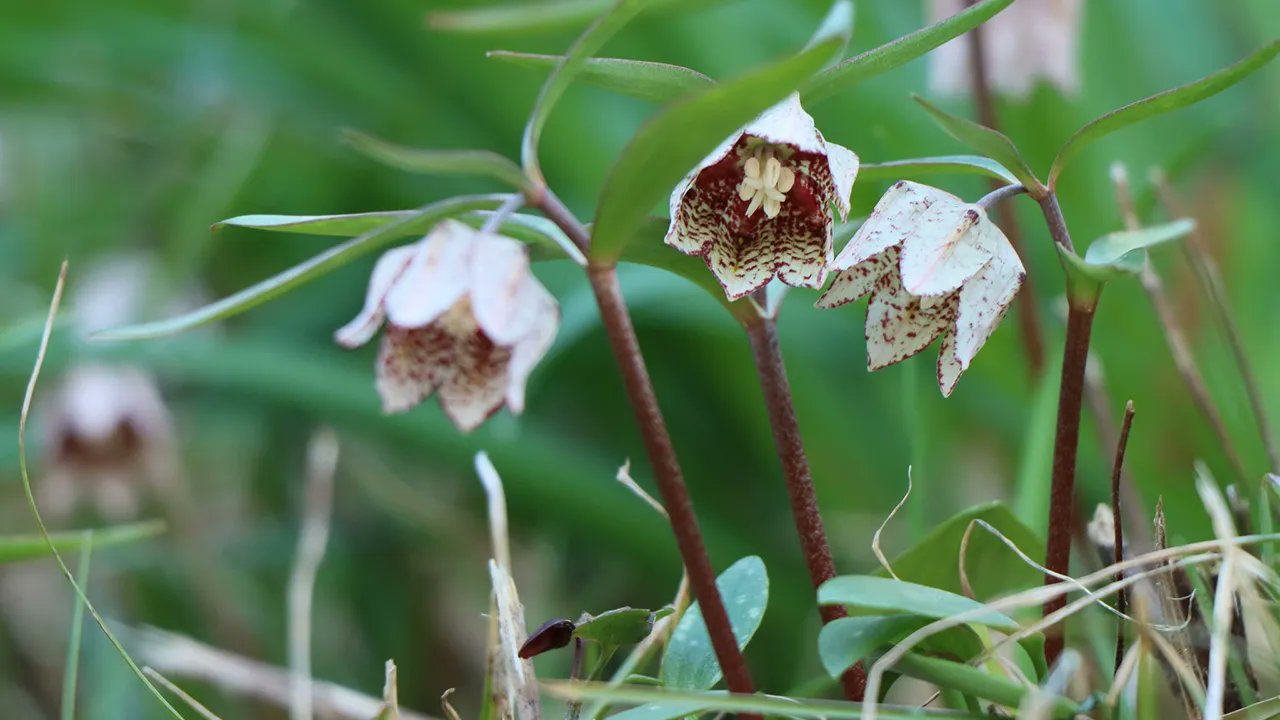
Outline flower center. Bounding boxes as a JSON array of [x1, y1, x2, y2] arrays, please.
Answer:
[[736, 147, 795, 219], [438, 297, 479, 336]]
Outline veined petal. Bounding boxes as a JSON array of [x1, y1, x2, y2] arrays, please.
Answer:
[[705, 230, 775, 300], [765, 202, 832, 290], [504, 283, 559, 414], [469, 231, 540, 346], [953, 224, 1025, 367], [438, 331, 513, 433], [816, 247, 897, 309], [385, 220, 473, 329], [335, 245, 417, 348], [375, 325, 452, 413], [822, 140, 860, 221], [743, 93, 825, 155], [864, 270, 957, 371], [898, 201, 993, 297], [666, 132, 745, 254], [831, 180, 937, 271], [936, 329, 965, 397]]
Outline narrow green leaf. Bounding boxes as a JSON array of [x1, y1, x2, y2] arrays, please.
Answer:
[[428, 0, 610, 34], [60, 535, 92, 720], [817, 615, 920, 678], [573, 607, 657, 646], [605, 699, 713, 720], [455, 211, 587, 264], [343, 129, 530, 191], [802, 0, 1015, 103], [96, 195, 508, 341], [660, 556, 768, 690], [0, 520, 164, 564], [1083, 219, 1196, 268], [521, 0, 648, 182], [592, 35, 845, 262], [881, 501, 1045, 600], [859, 155, 1018, 185], [215, 210, 418, 237], [1050, 40, 1280, 186], [913, 96, 1044, 196], [804, 1, 854, 62], [488, 52, 712, 104], [817, 575, 1018, 631], [895, 654, 1078, 717]]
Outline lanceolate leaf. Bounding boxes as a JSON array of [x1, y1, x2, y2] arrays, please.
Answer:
[[521, 0, 647, 182], [817, 575, 1018, 631], [97, 195, 508, 341], [1083, 218, 1196, 268], [1050, 40, 1280, 186], [913, 96, 1044, 196], [661, 556, 768, 690], [802, 0, 1015, 103], [429, 0, 611, 34], [859, 155, 1018, 185], [456, 210, 588, 264], [487, 52, 712, 104], [0, 520, 164, 565], [343, 129, 530, 191], [214, 210, 418, 237], [592, 35, 846, 263]]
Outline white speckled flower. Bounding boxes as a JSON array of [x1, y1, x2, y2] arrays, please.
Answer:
[[336, 219, 558, 432], [928, 0, 1082, 98], [816, 181, 1025, 396], [665, 93, 859, 300]]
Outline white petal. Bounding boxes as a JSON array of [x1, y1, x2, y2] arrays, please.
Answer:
[[864, 271, 957, 371], [666, 131, 746, 253], [822, 141, 860, 221], [334, 245, 417, 348], [468, 232, 539, 346], [928, 0, 1081, 98], [897, 201, 992, 297], [765, 208, 831, 290], [705, 233, 774, 300], [665, 160, 741, 256], [504, 283, 559, 414], [953, 223, 1025, 366], [375, 326, 451, 414], [385, 220, 474, 329], [743, 93, 825, 155], [816, 248, 897, 308], [936, 328, 965, 397], [831, 181, 936, 271]]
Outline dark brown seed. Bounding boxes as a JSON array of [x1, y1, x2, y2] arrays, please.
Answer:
[[517, 618, 575, 659]]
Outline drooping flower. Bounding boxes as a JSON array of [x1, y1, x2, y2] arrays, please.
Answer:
[[665, 93, 859, 300], [336, 219, 558, 432], [928, 0, 1082, 98], [816, 181, 1025, 396]]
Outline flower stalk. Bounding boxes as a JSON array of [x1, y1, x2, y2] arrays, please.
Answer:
[[742, 309, 866, 701], [529, 186, 760, 712]]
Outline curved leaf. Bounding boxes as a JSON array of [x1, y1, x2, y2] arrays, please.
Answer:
[[429, 0, 610, 34], [913, 96, 1044, 196], [456, 210, 587, 265], [522, 0, 647, 182], [488, 52, 712, 104], [817, 575, 1018, 631], [817, 616, 920, 678], [660, 556, 767, 690], [802, 0, 1015, 103], [1050, 40, 1280, 186], [343, 129, 530, 191], [96, 195, 508, 341], [1084, 218, 1196, 268], [573, 607, 657, 646], [0, 521, 165, 564], [592, 35, 846, 262], [859, 155, 1018, 185], [215, 210, 419, 236], [804, 0, 854, 62]]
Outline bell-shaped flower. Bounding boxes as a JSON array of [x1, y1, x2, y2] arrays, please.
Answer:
[[336, 219, 558, 432], [816, 181, 1025, 396], [928, 0, 1082, 98], [665, 93, 859, 300]]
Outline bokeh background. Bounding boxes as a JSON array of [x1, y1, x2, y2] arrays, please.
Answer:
[[1, 0, 1278, 717]]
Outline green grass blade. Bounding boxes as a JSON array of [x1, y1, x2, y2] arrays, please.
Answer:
[[60, 534, 92, 720], [894, 654, 1078, 717], [214, 210, 419, 237], [913, 96, 1044, 196], [521, 0, 648, 183], [19, 263, 188, 719], [859, 155, 1018, 185], [0, 520, 165, 565], [487, 52, 713, 104], [802, 0, 1015, 103], [1050, 40, 1280, 187], [591, 35, 845, 262], [343, 129, 531, 192], [143, 669, 225, 720], [96, 195, 510, 341]]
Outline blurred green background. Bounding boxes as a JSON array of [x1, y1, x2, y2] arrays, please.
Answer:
[[1, 0, 1278, 717]]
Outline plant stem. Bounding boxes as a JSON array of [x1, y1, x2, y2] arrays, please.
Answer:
[[566, 638, 586, 720], [964, 0, 1047, 377], [743, 311, 865, 701], [1038, 191, 1091, 665], [1111, 401, 1135, 674]]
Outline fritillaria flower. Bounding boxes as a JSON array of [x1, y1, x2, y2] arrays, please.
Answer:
[[336, 219, 558, 432], [816, 181, 1025, 396], [928, 0, 1082, 98], [665, 93, 859, 300]]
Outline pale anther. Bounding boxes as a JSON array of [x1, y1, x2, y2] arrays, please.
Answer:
[[737, 147, 795, 219]]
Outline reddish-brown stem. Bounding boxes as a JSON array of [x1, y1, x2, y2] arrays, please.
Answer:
[[743, 313, 865, 701], [1111, 401, 1136, 674], [964, 0, 1047, 377]]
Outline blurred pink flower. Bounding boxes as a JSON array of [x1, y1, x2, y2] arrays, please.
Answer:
[[817, 181, 1024, 396], [928, 0, 1082, 98], [336, 220, 558, 432], [665, 94, 859, 300]]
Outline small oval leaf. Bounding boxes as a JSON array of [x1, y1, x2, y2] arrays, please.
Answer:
[[488, 52, 713, 104], [913, 96, 1044, 196], [1083, 218, 1196, 268], [660, 556, 768, 690], [573, 607, 657, 646]]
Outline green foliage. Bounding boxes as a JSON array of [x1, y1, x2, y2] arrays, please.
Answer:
[[858, 155, 1018, 185], [0, 521, 164, 564], [817, 575, 1018, 631], [573, 607, 660, 646], [488, 53, 713, 104], [913, 96, 1044, 196], [816, 615, 919, 677], [660, 556, 767, 691], [342, 130, 530, 192], [591, 35, 845, 262]]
